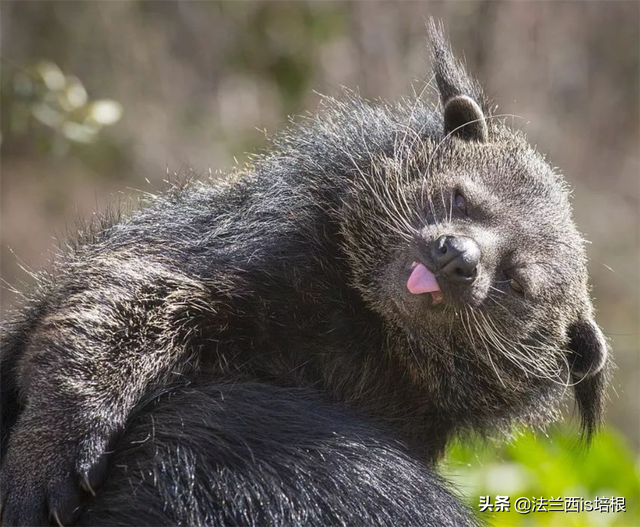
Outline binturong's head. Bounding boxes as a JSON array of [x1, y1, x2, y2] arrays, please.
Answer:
[[337, 20, 610, 443]]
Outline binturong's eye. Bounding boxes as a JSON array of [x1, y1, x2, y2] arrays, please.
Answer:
[[454, 191, 468, 215], [509, 278, 524, 294]]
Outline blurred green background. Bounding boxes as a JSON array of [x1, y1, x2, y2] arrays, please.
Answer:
[[1, 2, 638, 526]]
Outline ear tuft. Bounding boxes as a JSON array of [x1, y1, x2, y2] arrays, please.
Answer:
[[427, 18, 488, 116], [444, 95, 488, 142], [567, 317, 610, 444]]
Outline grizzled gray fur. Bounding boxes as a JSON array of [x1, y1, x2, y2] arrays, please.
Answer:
[[0, 21, 608, 526], [76, 381, 480, 527]]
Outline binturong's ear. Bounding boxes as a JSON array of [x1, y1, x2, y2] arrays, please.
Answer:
[[568, 318, 608, 379], [567, 317, 610, 443], [443, 96, 488, 142], [427, 19, 489, 143]]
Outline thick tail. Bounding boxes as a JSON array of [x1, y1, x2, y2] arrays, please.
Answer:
[[78, 380, 479, 527]]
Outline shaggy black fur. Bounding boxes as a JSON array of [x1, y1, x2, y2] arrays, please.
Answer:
[[1, 21, 609, 526], [77, 381, 480, 527]]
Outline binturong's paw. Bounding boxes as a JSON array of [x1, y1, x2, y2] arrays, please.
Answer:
[[0, 411, 111, 527]]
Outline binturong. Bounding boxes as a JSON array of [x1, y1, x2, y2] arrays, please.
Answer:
[[0, 20, 609, 526]]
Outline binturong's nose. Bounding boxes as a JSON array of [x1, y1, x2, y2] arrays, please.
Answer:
[[429, 235, 481, 284]]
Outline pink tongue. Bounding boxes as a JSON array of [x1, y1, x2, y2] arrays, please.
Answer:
[[407, 263, 441, 295]]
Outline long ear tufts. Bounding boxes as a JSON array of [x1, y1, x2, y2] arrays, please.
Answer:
[[567, 318, 610, 444], [573, 372, 607, 444], [427, 18, 488, 112]]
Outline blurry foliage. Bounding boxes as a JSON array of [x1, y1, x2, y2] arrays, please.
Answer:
[[1, 60, 122, 156], [219, 3, 345, 111], [444, 426, 640, 526]]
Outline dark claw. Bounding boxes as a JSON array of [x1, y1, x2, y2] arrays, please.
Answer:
[[1, 425, 115, 526], [80, 453, 109, 496], [48, 479, 82, 526]]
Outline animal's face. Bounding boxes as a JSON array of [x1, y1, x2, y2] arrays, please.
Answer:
[[340, 24, 609, 439]]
